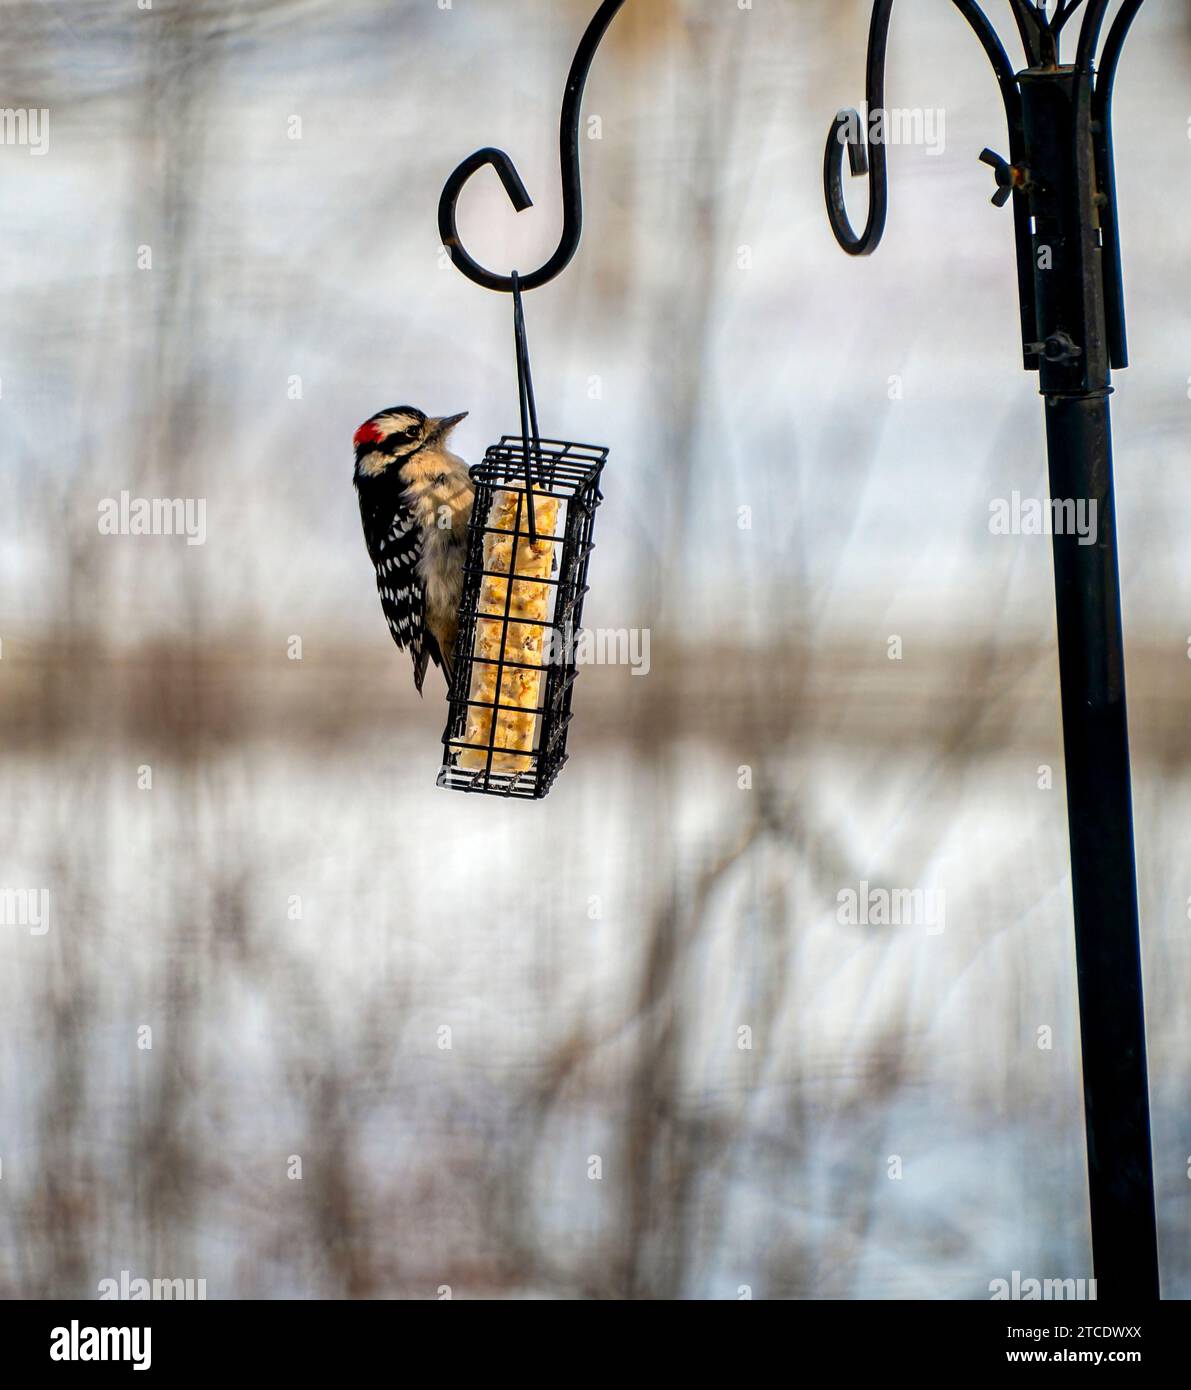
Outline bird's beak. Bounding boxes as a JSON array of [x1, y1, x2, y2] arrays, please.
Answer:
[[429, 411, 468, 440]]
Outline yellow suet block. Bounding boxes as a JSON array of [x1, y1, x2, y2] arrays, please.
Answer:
[[459, 489, 559, 773]]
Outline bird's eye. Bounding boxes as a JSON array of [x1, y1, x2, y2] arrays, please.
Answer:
[[403, 426, 420, 439]]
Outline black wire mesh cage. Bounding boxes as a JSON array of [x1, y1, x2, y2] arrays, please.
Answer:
[[438, 436, 606, 799]]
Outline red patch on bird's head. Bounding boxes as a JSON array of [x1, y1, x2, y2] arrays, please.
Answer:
[[354, 419, 385, 449]]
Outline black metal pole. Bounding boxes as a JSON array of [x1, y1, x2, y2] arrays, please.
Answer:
[[826, 0, 1160, 1306], [1015, 61, 1159, 1301]]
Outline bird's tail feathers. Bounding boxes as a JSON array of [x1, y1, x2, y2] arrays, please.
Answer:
[[413, 648, 430, 697]]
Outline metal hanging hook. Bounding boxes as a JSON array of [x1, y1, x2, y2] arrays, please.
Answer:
[[438, 0, 627, 294], [511, 271, 542, 541], [825, 2, 1028, 258], [823, 0, 892, 257]]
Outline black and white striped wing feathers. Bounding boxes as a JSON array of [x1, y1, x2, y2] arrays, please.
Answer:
[[371, 512, 442, 694], [373, 513, 422, 673]]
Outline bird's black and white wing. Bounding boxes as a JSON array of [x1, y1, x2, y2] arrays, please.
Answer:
[[371, 511, 442, 694]]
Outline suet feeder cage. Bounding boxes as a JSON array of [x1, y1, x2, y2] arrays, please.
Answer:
[[434, 0, 626, 798], [438, 436, 606, 799]]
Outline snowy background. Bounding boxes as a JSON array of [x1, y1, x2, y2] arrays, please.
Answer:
[[1, 0, 1189, 1298]]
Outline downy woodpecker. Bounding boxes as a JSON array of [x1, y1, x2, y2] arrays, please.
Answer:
[[353, 406, 474, 693]]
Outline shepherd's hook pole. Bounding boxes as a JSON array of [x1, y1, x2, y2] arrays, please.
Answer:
[[826, 0, 1160, 1299]]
